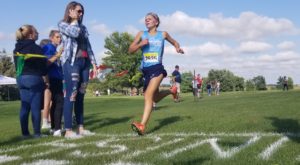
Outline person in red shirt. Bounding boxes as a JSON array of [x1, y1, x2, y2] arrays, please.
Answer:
[[195, 74, 202, 97]]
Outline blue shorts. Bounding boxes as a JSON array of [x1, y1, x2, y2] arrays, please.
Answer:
[[142, 64, 167, 91]]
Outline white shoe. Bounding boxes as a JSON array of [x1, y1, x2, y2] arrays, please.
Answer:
[[79, 130, 95, 136], [53, 130, 62, 137], [42, 123, 51, 129], [65, 132, 82, 139]]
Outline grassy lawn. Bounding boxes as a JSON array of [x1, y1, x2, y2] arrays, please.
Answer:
[[0, 90, 300, 165]]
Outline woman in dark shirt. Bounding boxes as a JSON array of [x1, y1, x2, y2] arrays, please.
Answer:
[[13, 24, 48, 138]]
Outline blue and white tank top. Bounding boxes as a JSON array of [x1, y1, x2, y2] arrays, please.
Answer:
[[141, 31, 165, 68]]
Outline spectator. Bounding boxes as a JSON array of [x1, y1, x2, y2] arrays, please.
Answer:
[[172, 65, 181, 102], [13, 25, 48, 138], [58, 1, 98, 138], [207, 81, 212, 96]]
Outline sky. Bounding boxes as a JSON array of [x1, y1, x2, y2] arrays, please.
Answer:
[[0, 0, 300, 84]]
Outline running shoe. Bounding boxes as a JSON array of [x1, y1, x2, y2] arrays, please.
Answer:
[[131, 122, 145, 136], [65, 132, 82, 139], [53, 129, 62, 137]]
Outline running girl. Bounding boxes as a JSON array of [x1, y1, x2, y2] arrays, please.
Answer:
[[128, 12, 184, 135]]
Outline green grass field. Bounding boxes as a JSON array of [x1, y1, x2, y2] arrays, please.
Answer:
[[0, 90, 300, 165]]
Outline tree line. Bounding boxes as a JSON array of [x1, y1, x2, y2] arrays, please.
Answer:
[[0, 32, 294, 100]]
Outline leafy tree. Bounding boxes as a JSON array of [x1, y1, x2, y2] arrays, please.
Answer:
[[0, 55, 15, 77], [276, 76, 294, 90], [287, 77, 294, 90], [0, 52, 18, 101], [207, 69, 244, 92], [97, 32, 143, 92], [245, 79, 255, 91], [180, 72, 193, 93], [252, 75, 267, 90]]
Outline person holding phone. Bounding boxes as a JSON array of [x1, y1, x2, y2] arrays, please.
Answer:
[[58, 1, 97, 138]]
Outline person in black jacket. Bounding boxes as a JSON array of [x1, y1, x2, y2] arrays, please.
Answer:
[[13, 24, 48, 138]]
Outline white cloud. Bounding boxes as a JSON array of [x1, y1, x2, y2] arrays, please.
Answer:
[[0, 32, 14, 41], [160, 11, 299, 40], [95, 11, 300, 84], [238, 41, 272, 53], [95, 49, 107, 64], [187, 42, 232, 56], [91, 23, 112, 36], [163, 41, 300, 84], [124, 25, 139, 36], [277, 41, 296, 50], [165, 42, 232, 56]]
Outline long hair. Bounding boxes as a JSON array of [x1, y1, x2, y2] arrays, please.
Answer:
[[62, 1, 84, 24]]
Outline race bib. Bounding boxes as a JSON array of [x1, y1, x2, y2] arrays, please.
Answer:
[[144, 52, 159, 62]]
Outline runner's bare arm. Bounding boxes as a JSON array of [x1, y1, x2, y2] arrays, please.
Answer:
[[128, 31, 148, 54], [164, 31, 184, 54]]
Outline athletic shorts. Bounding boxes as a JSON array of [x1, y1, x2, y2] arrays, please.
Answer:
[[142, 64, 167, 91]]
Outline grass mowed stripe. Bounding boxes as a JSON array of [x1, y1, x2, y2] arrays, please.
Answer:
[[0, 90, 299, 164]]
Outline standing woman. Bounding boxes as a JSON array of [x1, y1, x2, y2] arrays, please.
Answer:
[[58, 1, 97, 138], [128, 12, 184, 135], [13, 25, 48, 138]]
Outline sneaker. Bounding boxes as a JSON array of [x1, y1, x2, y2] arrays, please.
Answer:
[[170, 85, 178, 99], [79, 129, 95, 136], [42, 123, 51, 129], [65, 131, 82, 139], [131, 122, 145, 136], [53, 130, 62, 137]]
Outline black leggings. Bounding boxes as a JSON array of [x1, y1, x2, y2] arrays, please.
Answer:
[[49, 78, 63, 131]]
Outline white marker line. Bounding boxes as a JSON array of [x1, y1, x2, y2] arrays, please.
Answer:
[[71, 144, 127, 157], [31, 148, 66, 158], [210, 135, 261, 158], [259, 136, 289, 160], [0, 140, 64, 154], [0, 155, 20, 163], [107, 160, 148, 165], [70, 138, 127, 157], [162, 138, 212, 158], [129, 138, 184, 157], [20, 159, 69, 165]]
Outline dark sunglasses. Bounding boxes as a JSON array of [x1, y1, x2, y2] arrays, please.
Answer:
[[76, 10, 83, 14]]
